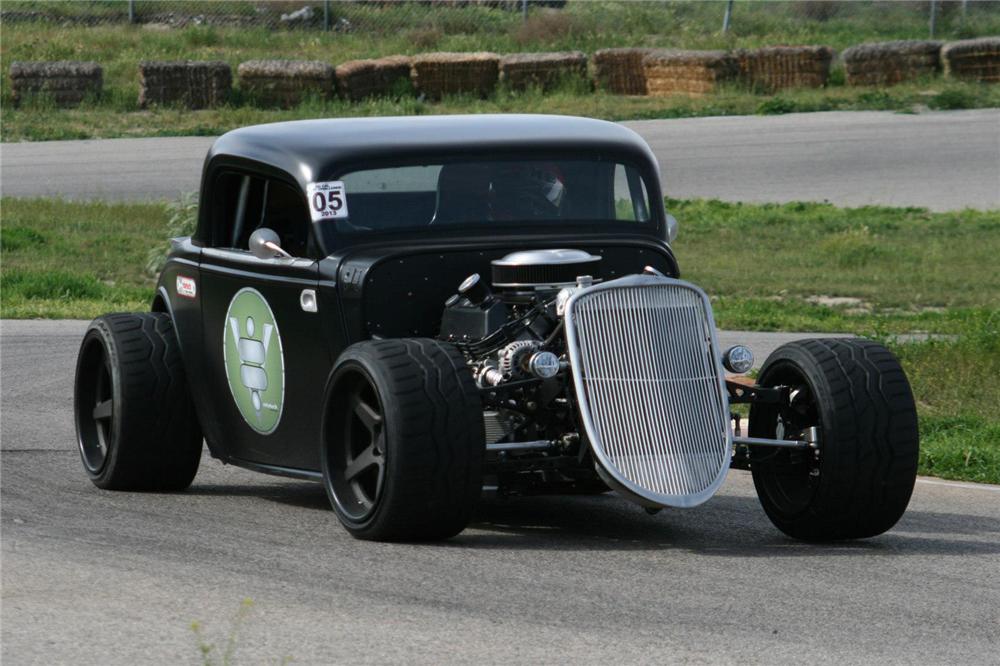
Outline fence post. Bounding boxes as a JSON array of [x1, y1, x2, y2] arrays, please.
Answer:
[[128, 0, 135, 24], [324, 0, 331, 31], [522, 0, 528, 22], [929, 0, 938, 38], [722, 0, 734, 33]]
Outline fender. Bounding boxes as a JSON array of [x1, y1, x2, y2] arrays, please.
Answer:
[[154, 253, 229, 461]]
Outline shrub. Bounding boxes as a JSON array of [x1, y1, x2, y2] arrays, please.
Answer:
[[512, 10, 580, 46], [146, 192, 198, 276], [929, 87, 976, 109], [405, 26, 443, 50]]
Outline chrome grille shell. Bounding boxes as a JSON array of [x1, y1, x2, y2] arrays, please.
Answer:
[[564, 275, 732, 508]]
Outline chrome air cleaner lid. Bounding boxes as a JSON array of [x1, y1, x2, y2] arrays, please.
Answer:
[[491, 249, 601, 288]]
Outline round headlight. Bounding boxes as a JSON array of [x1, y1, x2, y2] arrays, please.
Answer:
[[722, 345, 754, 374]]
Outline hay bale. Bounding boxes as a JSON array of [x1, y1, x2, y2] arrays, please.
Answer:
[[737, 46, 834, 92], [592, 47, 653, 95], [499, 51, 587, 91], [941, 37, 1000, 83], [842, 40, 942, 86], [643, 49, 739, 97], [237, 59, 334, 107], [138, 60, 231, 109], [410, 52, 500, 100], [335, 55, 412, 102], [9, 61, 102, 107]]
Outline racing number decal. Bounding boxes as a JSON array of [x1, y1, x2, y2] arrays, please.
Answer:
[[312, 189, 343, 214], [306, 181, 349, 222], [222, 288, 285, 435]]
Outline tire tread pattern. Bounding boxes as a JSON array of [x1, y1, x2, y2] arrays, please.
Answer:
[[324, 338, 484, 541], [80, 313, 202, 490], [750, 338, 918, 540]]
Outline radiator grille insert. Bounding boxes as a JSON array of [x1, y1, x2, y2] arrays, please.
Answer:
[[564, 276, 731, 507]]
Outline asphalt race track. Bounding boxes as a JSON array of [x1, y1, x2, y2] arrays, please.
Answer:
[[3, 320, 999, 664], [3, 109, 999, 211], [3, 110, 1000, 663]]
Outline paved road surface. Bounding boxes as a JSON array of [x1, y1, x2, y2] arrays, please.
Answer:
[[3, 320, 999, 664], [3, 110, 998, 210]]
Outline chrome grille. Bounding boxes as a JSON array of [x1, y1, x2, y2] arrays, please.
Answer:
[[564, 275, 731, 508]]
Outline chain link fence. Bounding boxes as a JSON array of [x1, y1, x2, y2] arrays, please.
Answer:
[[1, 1, 994, 39], [2, 1, 547, 32]]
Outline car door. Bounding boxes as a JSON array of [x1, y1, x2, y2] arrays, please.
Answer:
[[198, 171, 330, 473]]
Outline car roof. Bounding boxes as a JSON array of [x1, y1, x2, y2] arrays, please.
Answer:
[[205, 114, 660, 189]]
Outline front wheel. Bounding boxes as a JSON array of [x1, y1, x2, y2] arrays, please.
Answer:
[[749, 338, 919, 541], [320, 338, 485, 541]]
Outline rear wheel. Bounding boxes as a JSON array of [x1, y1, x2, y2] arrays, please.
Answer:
[[749, 338, 919, 541], [321, 338, 485, 541], [74, 313, 202, 490]]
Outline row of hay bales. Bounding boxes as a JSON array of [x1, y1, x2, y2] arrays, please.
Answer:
[[597, 46, 839, 97], [9, 37, 998, 109], [239, 51, 590, 105], [9, 51, 588, 108], [597, 37, 998, 97], [236, 52, 587, 106]]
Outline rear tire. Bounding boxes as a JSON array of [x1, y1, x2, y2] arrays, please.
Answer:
[[749, 338, 918, 541], [74, 313, 203, 490], [321, 338, 485, 541]]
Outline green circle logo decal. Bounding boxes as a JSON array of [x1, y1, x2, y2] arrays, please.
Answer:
[[223, 288, 285, 435]]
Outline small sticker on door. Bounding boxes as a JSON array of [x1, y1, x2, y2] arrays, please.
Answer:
[[306, 181, 349, 222], [176, 275, 197, 298]]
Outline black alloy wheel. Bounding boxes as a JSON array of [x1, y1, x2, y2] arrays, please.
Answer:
[[326, 367, 388, 522], [750, 369, 821, 517], [321, 338, 485, 541], [76, 334, 115, 474]]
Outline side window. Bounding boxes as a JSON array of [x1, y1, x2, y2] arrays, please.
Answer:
[[210, 172, 312, 256], [613, 164, 651, 223]]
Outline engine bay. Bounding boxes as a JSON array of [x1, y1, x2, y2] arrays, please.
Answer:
[[439, 248, 625, 496]]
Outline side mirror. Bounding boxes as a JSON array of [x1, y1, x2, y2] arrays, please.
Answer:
[[249, 228, 292, 260], [665, 213, 679, 244]]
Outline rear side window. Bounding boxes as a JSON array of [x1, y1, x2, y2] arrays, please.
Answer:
[[209, 172, 312, 257], [614, 164, 651, 222]]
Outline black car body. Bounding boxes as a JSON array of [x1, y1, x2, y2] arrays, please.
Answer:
[[75, 114, 919, 542], [155, 115, 678, 477]]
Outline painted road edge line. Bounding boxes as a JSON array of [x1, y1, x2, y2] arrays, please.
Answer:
[[916, 476, 1000, 492]]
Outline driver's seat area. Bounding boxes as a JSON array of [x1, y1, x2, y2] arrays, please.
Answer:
[[430, 163, 492, 225]]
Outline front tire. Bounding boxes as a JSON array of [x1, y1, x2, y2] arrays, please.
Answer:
[[749, 338, 919, 541], [74, 313, 203, 490], [321, 338, 485, 541]]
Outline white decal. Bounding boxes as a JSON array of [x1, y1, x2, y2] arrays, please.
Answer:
[[306, 181, 349, 222], [176, 275, 197, 298]]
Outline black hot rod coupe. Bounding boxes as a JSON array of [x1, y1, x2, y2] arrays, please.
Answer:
[[74, 115, 919, 541]]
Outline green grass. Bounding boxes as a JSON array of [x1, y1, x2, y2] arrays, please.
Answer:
[[1, 195, 997, 483], [669, 198, 1000, 334], [4, 78, 1000, 142], [3, 0, 1000, 141], [891, 317, 1000, 484], [5, 196, 997, 325], [0, 198, 166, 317], [6, 0, 998, 62]]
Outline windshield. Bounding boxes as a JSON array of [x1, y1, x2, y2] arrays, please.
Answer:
[[331, 158, 653, 235]]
